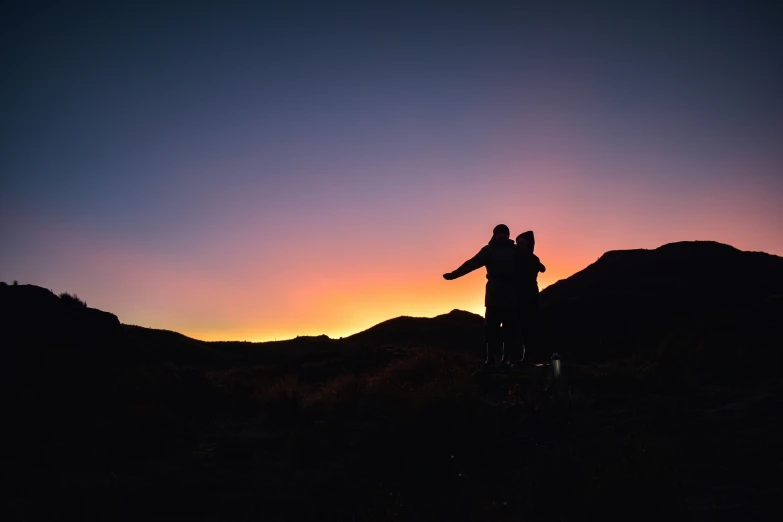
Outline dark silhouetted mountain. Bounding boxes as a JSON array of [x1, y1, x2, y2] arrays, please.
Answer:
[[0, 283, 141, 398], [346, 309, 483, 351], [123, 324, 232, 366], [123, 310, 485, 370], [0, 284, 211, 469], [537, 241, 783, 369]]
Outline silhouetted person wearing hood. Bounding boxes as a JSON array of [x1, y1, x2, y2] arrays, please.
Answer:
[[443, 224, 518, 369], [514, 230, 546, 365]]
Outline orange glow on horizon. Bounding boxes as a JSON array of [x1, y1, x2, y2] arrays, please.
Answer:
[[6, 154, 781, 344], [174, 252, 596, 342]]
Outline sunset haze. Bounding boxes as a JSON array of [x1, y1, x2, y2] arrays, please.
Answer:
[[2, 2, 781, 341]]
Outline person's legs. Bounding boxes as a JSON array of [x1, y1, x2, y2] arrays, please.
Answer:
[[515, 293, 529, 364], [500, 306, 518, 364], [516, 313, 527, 364], [484, 306, 503, 365], [520, 291, 539, 363]]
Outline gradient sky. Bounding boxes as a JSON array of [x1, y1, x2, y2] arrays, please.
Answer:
[[2, 1, 782, 341]]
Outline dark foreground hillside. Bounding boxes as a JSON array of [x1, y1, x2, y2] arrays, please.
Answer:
[[538, 241, 783, 366], [1, 240, 782, 521]]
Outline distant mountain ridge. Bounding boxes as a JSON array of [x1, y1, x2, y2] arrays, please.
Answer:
[[346, 309, 483, 349], [2, 240, 781, 368]]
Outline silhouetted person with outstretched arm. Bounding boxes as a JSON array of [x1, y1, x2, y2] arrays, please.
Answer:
[[443, 224, 518, 369], [514, 230, 546, 366]]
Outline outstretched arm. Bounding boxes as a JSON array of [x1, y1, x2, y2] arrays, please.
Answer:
[[443, 249, 486, 280]]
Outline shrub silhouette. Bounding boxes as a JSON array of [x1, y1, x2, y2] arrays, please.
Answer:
[[59, 291, 87, 307], [254, 375, 304, 419]]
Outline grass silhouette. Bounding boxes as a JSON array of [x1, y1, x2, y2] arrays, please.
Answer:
[[59, 291, 87, 307]]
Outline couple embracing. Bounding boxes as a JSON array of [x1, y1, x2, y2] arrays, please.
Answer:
[[443, 224, 545, 370]]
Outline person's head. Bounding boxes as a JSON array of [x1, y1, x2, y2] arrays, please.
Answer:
[[492, 223, 510, 240], [517, 230, 535, 251]]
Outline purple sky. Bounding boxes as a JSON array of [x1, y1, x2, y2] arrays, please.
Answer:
[[2, 1, 782, 340]]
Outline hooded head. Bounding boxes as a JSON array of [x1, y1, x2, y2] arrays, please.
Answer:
[[517, 230, 535, 251]]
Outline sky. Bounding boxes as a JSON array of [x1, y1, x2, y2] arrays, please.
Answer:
[[2, 1, 782, 341]]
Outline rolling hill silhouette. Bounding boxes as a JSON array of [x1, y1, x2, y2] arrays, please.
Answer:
[[346, 309, 483, 349], [0, 283, 205, 470], [537, 241, 783, 376]]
